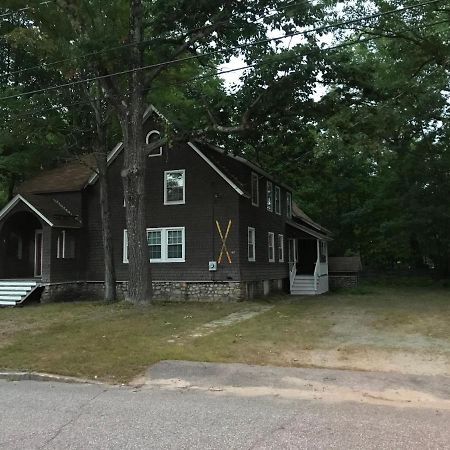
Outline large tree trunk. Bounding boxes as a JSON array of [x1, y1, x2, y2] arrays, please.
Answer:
[[119, 0, 152, 304], [121, 114, 152, 304]]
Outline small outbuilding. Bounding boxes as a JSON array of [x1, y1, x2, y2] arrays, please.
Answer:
[[328, 256, 362, 289]]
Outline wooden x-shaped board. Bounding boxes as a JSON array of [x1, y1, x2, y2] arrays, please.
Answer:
[[216, 220, 232, 264]]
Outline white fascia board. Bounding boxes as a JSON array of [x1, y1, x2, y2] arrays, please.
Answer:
[[87, 142, 123, 186], [204, 142, 294, 193], [187, 142, 246, 197], [87, 104, 168, 187], [287, 220, 332, 241], [0, 194, 54, 227]]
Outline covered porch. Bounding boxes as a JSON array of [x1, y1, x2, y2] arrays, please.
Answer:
[[286, 221, 331, 295], [0, 194, 82, 306]]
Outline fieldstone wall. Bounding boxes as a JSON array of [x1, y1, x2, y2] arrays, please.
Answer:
[[40, 278, 287, 303], [152, 281, 246, 302], [40, 280, 247, 303], [329, 275, 358, 290]]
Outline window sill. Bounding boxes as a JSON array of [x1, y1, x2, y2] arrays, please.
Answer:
[[123, 259, 185, 264]]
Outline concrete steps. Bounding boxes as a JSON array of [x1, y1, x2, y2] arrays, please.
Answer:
[[290, 275, 317, 295], [0, 280, 39, 307]]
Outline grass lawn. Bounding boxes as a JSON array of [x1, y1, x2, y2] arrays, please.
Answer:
[[1, 284, 449, 382]]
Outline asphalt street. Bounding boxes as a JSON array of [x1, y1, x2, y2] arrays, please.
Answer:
[[1, 362, 449, 449]]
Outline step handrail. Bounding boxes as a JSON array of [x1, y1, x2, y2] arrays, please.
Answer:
[[313, 260, 319, 291], [289, 261, 296, 290]]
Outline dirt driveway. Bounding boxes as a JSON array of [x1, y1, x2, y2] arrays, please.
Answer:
[[183, 284, 450, 377]]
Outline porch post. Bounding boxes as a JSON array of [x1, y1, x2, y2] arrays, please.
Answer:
[[316, 239, 320, 275], [41, 226, 53, 283]]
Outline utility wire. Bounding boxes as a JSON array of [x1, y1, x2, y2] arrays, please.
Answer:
[[0, 0, 443, 102], [1, 0, 312, 79], [5, 32, 436, 120]]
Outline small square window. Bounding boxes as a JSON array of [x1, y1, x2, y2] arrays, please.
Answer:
[[164, 170, 185, 204]]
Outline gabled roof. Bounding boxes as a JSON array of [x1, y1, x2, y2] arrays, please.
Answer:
[[13, 104, 330, 235], [0, 194, 82, 228], [292, 202, 331, 235], [16, 154, 96, 195], [286, 219, 332, 241], [198, 141, 295, 193]]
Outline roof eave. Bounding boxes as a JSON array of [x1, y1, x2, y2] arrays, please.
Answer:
[[0, 194, 54, 227]]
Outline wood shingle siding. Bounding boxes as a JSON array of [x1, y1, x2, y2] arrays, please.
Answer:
[[0, 105, 332, 301], [84, 122, 242, 282]]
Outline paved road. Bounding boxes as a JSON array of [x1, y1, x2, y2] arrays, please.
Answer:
[[1, 362, 449, 449]]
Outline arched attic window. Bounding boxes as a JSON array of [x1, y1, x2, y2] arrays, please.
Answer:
[[145, 130, 163, 157]]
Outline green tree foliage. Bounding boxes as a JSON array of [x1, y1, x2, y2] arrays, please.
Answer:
[[296, 0, 450, 272], [0, 0, 449, 276]]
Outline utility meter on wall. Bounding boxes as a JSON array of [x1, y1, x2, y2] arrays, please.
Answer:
[[208, 261, 217, 271]]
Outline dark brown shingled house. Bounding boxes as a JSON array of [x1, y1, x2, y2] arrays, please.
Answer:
[[0, 106, 332, 306]]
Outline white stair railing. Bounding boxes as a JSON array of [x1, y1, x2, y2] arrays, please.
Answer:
[[289, 262, 296, 290], [313, 260, 319, 292]]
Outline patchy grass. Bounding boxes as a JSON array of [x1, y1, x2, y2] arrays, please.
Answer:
[[0, 301, 251, 382], [1, 284, 450, 382]]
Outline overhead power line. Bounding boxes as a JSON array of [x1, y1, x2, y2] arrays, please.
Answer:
[[0, 0, 443, 102], [6, 31, 441, 120]]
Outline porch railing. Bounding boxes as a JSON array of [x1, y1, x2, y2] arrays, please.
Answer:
[[313, 259, 319, 291], [289, 262, 296, 290]]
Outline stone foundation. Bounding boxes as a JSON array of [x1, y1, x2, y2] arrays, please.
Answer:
[[329, 275, 358, 290], [40, 278, 287, 303]]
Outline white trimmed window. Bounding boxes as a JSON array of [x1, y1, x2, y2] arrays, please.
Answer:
[[274, 186, 281, 215], [278, 234, 284, 262], [248, 227, 256, 262], [268, 232, 275, 262], [266, 181, 273, 212], [251, 173, 259, 206], [286, 192, 292, 218], [56, 230, 75, 259], [145, 130, 163, 157], [164, 170, 185, 205], [123, 227, 185, 263]]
